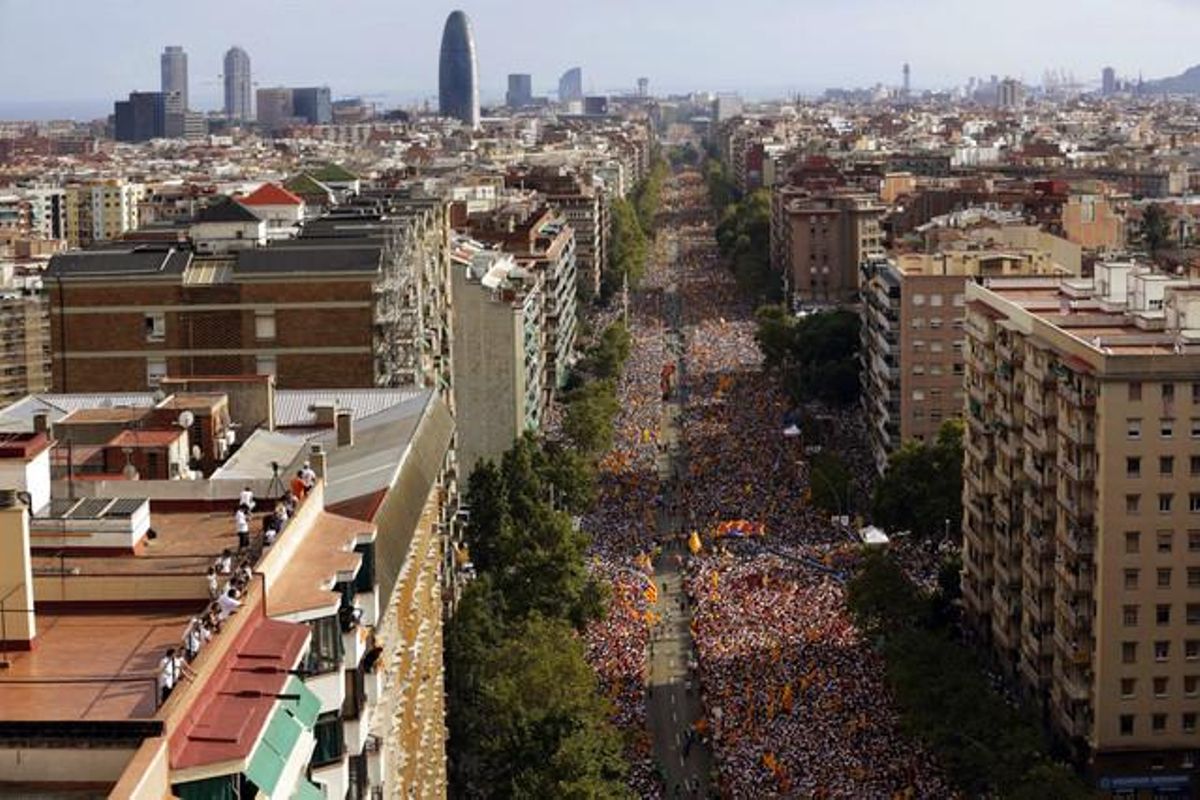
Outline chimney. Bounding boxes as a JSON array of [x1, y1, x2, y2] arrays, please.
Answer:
[[0, 490, 36, 651], [313, 403, 337, 428], [308, 443, 327, 480], [32, 414, 48, 435], [335, 410, 354, 448]]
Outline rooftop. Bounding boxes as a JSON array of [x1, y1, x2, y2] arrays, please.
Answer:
[[238, 183, 303, 207]]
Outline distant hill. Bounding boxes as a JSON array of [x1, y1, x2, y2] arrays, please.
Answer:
[[1143, 65, 1200, 94]]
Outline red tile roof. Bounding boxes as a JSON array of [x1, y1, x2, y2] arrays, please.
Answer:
[[239, 183, 304, 207], [171, 615, 309, 770]]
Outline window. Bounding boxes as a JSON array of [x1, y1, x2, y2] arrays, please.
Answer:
[[1193, 495, 1200, 514], [1124, 605, 1140, 626], [1186, 714, 1198, 734], [1190, 604, 1200, 625], [1121, 678, 1137, 698], [1120, 714, 1135, 735], [302, 616, 344, 675], [1155, 641, 1171, 662], [953, 293, 965, 307], [1190, 568, 1200, 588], [911, 317, 925, 329], [1126, 568, 1140, 589], [144, 312, 165, 342], [254, 310, 276, 340], [1163, 420, 1175, 439], [1164, 383, 1176, 403], [1155, 676, 1169, 697], [1128, 418, 1142, 439], [1192, 419, 1200, 438], [930, 294, 944, 307], [1159, 604, 1173, 625], [1127, 494, 1141, 514], [1189, 676, 1200, 697], [1126, 532, 1142, 554], [146, 357, 167, 389], [1130, 382, 1143, 401], [1123, 642, 1139, 663], [953, 363, 964, 376], [1188, 640, 1200, 660], [1159, 568, 1173, 589], [1162, 456, 1175, 476], [913, 293, 926, 306], [930, 318, 943, 330], [1191, 530, 1200, 552], [311, 712, 346, 766], [255, 355, 276, 377], [1159, 494, 1174, 514], [912, 364, 925, 376], [1158, 531, 1174, 553], [1153, 713, 1168, 733], [912, 390, 925, 401], [1127, 457, 1142, 477]]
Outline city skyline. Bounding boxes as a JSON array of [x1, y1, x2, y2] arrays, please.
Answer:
[[3, 0, 1200, 119]]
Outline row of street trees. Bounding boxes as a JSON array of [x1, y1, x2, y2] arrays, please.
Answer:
[[446, 322, 637, 798], [847, 553, 1091, 799], [754, 304, 861, 407], [703, 158, 781, 302], [602, 160, 668, 300]]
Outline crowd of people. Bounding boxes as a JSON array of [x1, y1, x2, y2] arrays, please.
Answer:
[[669, 172, 951, 797], [575, 167, 953, 797]]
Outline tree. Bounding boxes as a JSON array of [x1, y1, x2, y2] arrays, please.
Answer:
[[754, 307, 862, 407], [871, 419, 963, 543], [562, 380, 620, 456], [604, 198, 648, 297], [1142, 202, 1171, 256], [450, 613, 631, 799], [845, 550, 928, 637], [809, 451, 851, 516]]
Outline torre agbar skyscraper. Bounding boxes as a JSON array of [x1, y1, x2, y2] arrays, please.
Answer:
[[438, 10, 480, 129]]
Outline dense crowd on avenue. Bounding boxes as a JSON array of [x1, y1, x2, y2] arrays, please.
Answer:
[[669, 171, 951, 798], [579, 230, 674, 799], [576, 167, 952, 798]]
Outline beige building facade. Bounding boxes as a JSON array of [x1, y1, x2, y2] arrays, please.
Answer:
[[962, 263, 1200, 791]]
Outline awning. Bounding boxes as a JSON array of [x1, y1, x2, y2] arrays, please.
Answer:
[[293, 778, 326, 800], [244, 677, 320, 796], [280, 676, 321, 728], [245, 707, 302, 795]]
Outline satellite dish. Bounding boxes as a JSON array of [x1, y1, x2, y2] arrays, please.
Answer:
[[178, 410, 195, 429]]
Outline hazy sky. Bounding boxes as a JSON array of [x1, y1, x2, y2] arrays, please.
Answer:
[[2, 0, 1199, 118]]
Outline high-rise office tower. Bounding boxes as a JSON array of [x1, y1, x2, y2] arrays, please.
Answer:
[[1102, 66, 1117, 96], [114, 91, 166, 142], [559, 67, 583, 104], [438, 10, 480, 129], [224, 46, 252, 120], [506, 74, 533, 108], [903, 62, 911, 97], [637, 77, 649, 98], [292, 87, 332, 124], [160, 46, 188, 111]]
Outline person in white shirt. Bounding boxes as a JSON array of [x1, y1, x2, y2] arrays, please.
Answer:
[[158, 648, 193, 704], [217, 588, 241, 621], [235, 506, 250, 550], [238, 486, 255, 511], [206, 567, 219, 600], [217, 550, 233, 575], [299, 462, 317, 490]]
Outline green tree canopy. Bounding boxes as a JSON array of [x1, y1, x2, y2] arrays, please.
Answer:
[[754, 306, 862, 406], [871, 419, 963, 543], [1141, 202, 1171, 256]]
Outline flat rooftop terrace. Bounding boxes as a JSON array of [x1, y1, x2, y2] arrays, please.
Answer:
[[0, 608, 196, 722]]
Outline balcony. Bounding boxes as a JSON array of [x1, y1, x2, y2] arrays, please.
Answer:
[[1057, 487, 1095, 524], [1056, 662, 1093, 702], [1056, 455, 1095, 484], [1022, 423, 1053, 454], [1053, 628, 1092, 665], [1061, 524, 1095, 556], [1055, 559, 1094, 597], [1059, 382, 1097, 409], [1058, 418, 1095, 448]]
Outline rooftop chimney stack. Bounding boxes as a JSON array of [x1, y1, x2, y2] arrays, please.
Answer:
[[335, 410, 354, 448]]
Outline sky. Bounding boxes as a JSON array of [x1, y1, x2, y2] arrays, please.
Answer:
[[1, 0, 1199, 119]]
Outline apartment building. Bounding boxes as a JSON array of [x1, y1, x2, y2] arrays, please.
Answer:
[[0, 382, 457, 798], [64, 181, 145, 247], [777, 190, 885, 305], [45, 201, 453, 401], [466, 203, 577, 392], [450, 237, 544, 473], [860, 227, 1081, 470], [962, 262, 1200, 794]]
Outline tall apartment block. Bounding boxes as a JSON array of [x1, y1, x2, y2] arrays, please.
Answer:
[[962, 262, 1200, 793], [860, 228, 1080, 471], [0, 287, 50, 404], [450, 237, 545, 473], [771, 188, 884, 305], [64, 181, 144, 246]]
